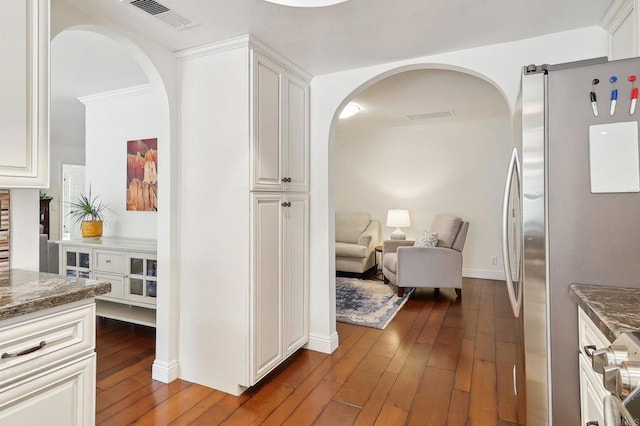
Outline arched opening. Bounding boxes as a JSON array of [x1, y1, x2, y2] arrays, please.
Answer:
[[49, 24, 175, 381], [329, 64, 512, 325]]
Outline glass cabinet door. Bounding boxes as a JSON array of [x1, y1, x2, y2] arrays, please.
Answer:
[[125, 252, 157, 306], [62, 247, 91, 278]]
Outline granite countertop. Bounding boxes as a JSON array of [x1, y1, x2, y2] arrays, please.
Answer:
[[570, 283, 640, 342], [0, 269, 111, 321]]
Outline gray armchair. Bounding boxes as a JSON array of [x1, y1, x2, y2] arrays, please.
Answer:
[[335, 212, 381, 274], [382, 214, 469, 297]]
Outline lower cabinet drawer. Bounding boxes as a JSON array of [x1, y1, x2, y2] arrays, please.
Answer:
[[94, 272, 124, 301], [0, 303, 95, 387], [94, 249, 124, 274], [578, 307, 610, 355]]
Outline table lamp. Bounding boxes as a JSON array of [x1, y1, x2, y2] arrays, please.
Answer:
[[386, 209, 410, 240]]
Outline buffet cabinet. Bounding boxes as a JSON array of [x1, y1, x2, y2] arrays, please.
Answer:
[[59, 238, 157, 327], [0, 302, 96, 425], [0, 0, 49, 187], [577, 307, 611, 426]]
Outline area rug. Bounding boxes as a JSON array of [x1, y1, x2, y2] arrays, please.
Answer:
[[335, 277, 414, 329]]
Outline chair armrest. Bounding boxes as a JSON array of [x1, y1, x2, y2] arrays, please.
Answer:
[[383, 239, 414, 254], [358, 220, 382, 250]]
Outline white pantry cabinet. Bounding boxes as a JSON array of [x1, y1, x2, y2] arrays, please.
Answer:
[[0, 0, 49, 188], [178, 37, 311, 395], [251, 50, 309, 193], [251, 193, 309, 383]]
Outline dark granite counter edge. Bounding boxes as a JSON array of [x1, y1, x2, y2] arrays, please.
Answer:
[[570, 283, 623, 342], [0, 282, 111, 322]]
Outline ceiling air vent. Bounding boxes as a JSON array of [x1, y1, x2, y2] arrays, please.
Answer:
[[406, 110, 455, 121], [127, 0, 197, 30]]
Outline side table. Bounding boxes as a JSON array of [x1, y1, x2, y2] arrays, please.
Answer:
[[374, 245, 383, 280]]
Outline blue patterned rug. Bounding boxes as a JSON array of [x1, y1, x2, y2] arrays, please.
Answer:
[[336, 277, 414, 329]]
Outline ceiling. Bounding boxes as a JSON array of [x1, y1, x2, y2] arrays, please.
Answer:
[[51, 30, 148, 102], [56, 0, 612, 76], [335, 69, 510, 134]]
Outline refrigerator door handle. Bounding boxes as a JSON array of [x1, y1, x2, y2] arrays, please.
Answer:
[[502, 147, 522, 318]]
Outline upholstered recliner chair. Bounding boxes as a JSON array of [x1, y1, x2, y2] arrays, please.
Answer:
[[335, 212, 381, 274], [382, 214, 469, 297]]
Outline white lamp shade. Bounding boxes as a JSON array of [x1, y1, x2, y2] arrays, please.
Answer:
[[386, 209, 411, 228]]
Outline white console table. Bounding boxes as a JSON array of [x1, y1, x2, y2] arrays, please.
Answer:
[[58, 238, 157, 327]]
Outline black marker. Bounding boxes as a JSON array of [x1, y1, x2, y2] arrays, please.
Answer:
[[590, 78, 599, 117]]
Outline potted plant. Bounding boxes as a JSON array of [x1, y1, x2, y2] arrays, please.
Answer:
[[68, 186, 110, 238]]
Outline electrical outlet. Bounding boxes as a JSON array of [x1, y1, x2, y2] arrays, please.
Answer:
[[491, 256, 498, 265]]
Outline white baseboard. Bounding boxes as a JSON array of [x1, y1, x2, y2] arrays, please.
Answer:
[[152, 359, 179, 383], [463, 268, 505, 281], [304, 331, 339, 354]]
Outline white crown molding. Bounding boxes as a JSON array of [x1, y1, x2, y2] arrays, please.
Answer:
[[77, 84, 154, 105], [305, 331, 339, 354], [463, 268, 505, 281], [601, 0, 634, 33], [174, 34, 252, 60], [174, 33, 312, 81], [248, 35, 313, 81]]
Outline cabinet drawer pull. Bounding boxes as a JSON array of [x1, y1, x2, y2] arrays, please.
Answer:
[[586, 421, 599, 425], [2, 341, 47, 359], [584, 345, 597, 358], [106, 259, 111, 263]]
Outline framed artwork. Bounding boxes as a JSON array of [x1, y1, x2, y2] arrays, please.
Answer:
[[127, 138, 158, 211]]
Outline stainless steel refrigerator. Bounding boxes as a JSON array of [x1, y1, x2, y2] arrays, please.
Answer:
[[502, 57, 640, 425]]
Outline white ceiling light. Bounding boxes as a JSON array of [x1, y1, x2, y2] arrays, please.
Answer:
[[339, 102, 362, 119], [263, 0, 350, 7]]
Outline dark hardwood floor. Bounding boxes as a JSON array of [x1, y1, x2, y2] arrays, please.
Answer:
[[95, 277, 522, 425]]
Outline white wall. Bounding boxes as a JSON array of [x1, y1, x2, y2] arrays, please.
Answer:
[[308, 26, 609, 353], [335, 115, 510, 278], [82, 86, 160, 239]]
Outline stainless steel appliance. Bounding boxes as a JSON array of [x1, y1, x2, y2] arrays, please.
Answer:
[[502, 57, 640, 425], [587, 332, 640, 425]]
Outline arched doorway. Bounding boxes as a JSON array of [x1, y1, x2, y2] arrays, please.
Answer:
[[50, 24, 178, 383], [322, 63, 513, 342]]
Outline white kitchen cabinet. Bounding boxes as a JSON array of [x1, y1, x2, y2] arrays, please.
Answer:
[[602, 0, 637, 60], [59, 238, 157, 327], [0, 0, 49, 188], [251, 193, 308, 383], [178, 37, 311, 395], [0, 301, 97, 426], [251, 50, 309, 193], [577, 307, 611, 426], [0, 354, 95, 426]]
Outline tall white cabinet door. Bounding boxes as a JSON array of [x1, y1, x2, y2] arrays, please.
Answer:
[[251, 52, 284, 191], [251, 194, 283, 381], [0, 0, 49, 187], [283, 74, 310, 193], [283, 194, 309, 354]]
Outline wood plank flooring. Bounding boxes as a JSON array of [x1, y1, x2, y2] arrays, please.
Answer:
[[96, 278, 523, 425]]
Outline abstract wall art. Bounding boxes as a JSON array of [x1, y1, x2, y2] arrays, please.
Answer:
[[127, 138, 158, 211]]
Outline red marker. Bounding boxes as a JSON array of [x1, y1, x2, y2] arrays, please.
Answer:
[[630, 75, 638, 114]]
